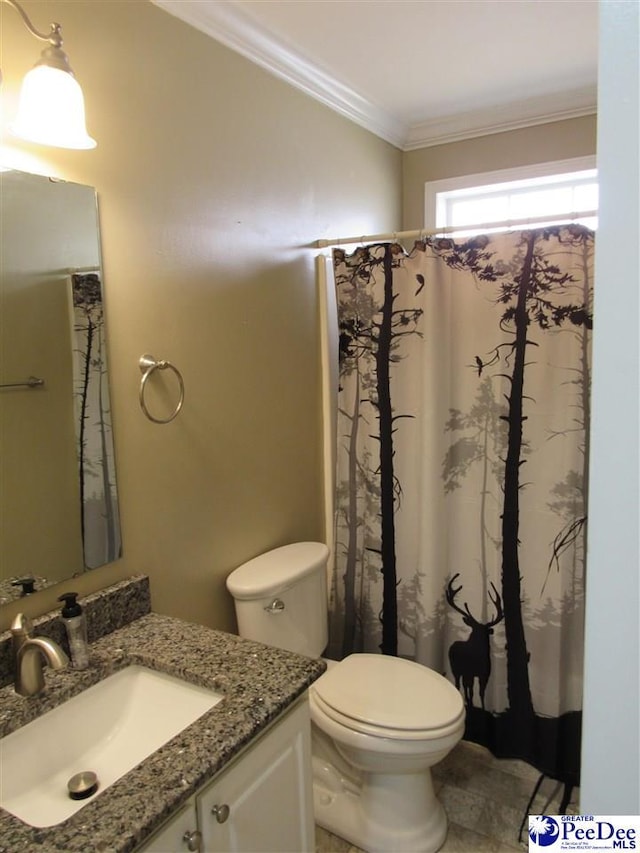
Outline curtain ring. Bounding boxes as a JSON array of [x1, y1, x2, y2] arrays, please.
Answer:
[[139, 354, 184, 424]]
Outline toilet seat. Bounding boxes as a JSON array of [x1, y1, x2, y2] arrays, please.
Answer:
[[311, 654, 464, 741]]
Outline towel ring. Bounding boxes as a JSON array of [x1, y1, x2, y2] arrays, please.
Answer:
[[139, 354, 184, 424]]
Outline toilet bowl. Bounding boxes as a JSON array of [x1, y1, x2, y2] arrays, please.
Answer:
[[309, 654, 464, 853], [226, 543, 465, 853]]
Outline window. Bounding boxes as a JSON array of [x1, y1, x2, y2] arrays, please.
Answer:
[[425, 156, 598, 236]]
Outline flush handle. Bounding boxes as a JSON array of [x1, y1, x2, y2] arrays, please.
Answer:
[[264, 598, 285, 613], [182, 829, 202, 851], [211, 803, 230, 823]]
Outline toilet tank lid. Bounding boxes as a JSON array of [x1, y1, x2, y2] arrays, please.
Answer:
[[226, 542, 329, 600]]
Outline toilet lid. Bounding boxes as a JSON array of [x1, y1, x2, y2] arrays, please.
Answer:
[[313, 654, 463, 733]]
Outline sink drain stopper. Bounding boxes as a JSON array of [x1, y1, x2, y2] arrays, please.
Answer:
[[67, 771, 99, 800]]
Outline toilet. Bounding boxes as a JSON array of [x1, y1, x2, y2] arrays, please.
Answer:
[[226, 542, 465, 853]]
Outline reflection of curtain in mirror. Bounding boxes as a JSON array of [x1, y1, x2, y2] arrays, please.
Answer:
[[70, 273, 121, 568]]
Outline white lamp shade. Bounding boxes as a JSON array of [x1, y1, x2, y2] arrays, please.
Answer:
[[11, 65, 96, 150]]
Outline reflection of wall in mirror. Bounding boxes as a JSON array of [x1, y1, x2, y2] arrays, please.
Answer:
[[0, 171, 101, 589]]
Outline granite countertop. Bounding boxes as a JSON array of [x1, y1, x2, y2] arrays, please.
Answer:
[[0, 612, 326, 853]]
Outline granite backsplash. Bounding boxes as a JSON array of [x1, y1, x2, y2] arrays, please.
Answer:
[[0, 576, 151, 688]]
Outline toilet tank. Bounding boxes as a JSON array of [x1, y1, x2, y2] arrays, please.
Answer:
[[226, 542, 329, 658]]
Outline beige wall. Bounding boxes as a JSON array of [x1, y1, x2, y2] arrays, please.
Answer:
[[403, 115, 597, 228], [0, 0, 402, 631], [0, 2, 598, 635]]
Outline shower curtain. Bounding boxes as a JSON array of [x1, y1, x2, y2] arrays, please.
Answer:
[[327, 226, 593, 788]]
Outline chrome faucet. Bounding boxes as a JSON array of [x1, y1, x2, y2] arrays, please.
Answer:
[[11, 613, 69, 697]]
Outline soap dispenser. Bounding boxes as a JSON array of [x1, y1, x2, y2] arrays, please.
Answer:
[[58, 592, 89, 670]]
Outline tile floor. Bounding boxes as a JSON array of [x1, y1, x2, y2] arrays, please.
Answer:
[[315, 739, 579, 853]]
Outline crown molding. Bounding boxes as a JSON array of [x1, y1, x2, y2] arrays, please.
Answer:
[[151, 0, 408, 149], [404, 87, 598, 150], [152, 1, 597, 152]]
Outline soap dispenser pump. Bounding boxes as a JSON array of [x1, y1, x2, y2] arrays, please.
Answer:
[[58, 592, 89, 670]]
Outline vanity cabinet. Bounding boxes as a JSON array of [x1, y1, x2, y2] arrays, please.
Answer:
[[137, 698, 314, 853], [136, 799, 200, 852]]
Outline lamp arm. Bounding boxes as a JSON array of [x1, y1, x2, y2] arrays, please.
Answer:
[[1, 0, 63, 47]]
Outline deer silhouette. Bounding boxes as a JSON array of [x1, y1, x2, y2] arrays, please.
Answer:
[[446, 573, 504, 710]]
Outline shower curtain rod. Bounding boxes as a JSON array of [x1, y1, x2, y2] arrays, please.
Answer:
[[316, 227, 439, 248], [314, 211, 598, 249]]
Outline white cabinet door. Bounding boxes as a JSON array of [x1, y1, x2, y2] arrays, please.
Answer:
[[198, 700, 314, 853], [136, 799, 202, 853]]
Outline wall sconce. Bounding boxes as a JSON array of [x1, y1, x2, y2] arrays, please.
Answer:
[[1, 0, 96, 149]]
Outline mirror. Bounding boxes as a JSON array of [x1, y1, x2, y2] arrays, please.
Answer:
[[0, 168, 121, 603]]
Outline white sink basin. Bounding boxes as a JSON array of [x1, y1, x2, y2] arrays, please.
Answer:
[[0, 665, 223, 827]]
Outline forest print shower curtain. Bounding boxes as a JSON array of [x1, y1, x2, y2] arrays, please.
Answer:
[[329, 226, 593, 789]]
